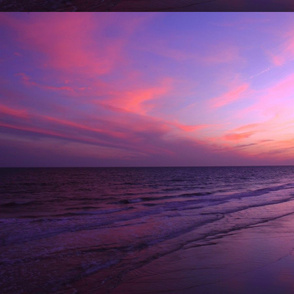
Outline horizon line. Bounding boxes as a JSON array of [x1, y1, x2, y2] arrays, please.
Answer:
[[1, 165, 294, 169]]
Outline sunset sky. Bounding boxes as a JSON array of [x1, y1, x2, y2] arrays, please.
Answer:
[[1, 13, 294, 167]]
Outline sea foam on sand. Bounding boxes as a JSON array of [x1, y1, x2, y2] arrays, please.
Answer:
[[112, 214, 294, 294]]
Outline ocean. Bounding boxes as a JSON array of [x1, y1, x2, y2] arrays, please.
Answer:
[[2, 166, 294, 293]]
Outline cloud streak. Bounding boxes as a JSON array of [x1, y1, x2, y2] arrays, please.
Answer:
[[210, 83, 250, 109], [2, 13, 294, 166]]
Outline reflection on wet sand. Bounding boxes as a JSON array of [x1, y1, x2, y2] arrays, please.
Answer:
[[113, 214, 294, 294]]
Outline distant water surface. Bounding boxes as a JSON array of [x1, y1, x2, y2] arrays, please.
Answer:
[[2, 166, 294, 293]]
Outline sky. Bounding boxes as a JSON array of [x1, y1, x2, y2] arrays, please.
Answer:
[[1, 12, 294, 167]]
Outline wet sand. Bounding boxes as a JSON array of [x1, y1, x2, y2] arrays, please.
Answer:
[[1, 0, 294, 11], [112, 214, 294, 294]]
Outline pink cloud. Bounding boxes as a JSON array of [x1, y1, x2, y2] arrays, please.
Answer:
[[232, 123, 261, 133], [267, 72, 294, 95], [217, 122, 263, 145], [239, 72, 294, 120], [224, 131, 255, 142], [0, 119, 135, 155], [269, 53, 284, 66], [268, 28, 294, 66], [0, 104, 28, 119], [43, 115, 128, 140], [16, 73, 74, 93], [210, 83, 249, 109], [173, 122, 208, 132], [0, 14, 125, 76], [0, 103, 177, 157], [0, 121, 67, 140], [91, 77, 174, 116]]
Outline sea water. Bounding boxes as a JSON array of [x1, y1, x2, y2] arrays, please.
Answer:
[[2, 166, 294, 293]]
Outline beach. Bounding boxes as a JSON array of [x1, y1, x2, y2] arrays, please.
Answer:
[[113, 213, 294, 294]]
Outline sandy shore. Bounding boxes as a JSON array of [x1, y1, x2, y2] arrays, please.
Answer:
[[111, 213, 294, 294], [0, 0, 293, 11]]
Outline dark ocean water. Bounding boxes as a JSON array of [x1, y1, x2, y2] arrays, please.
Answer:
[[2, 166, 294, 293]]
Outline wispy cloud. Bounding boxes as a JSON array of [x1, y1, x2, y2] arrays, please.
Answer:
[[209, 83, 249, 109], [2, 13, 294, 166]]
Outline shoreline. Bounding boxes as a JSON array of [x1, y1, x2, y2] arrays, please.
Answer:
[[112, 213, 294, 293]]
